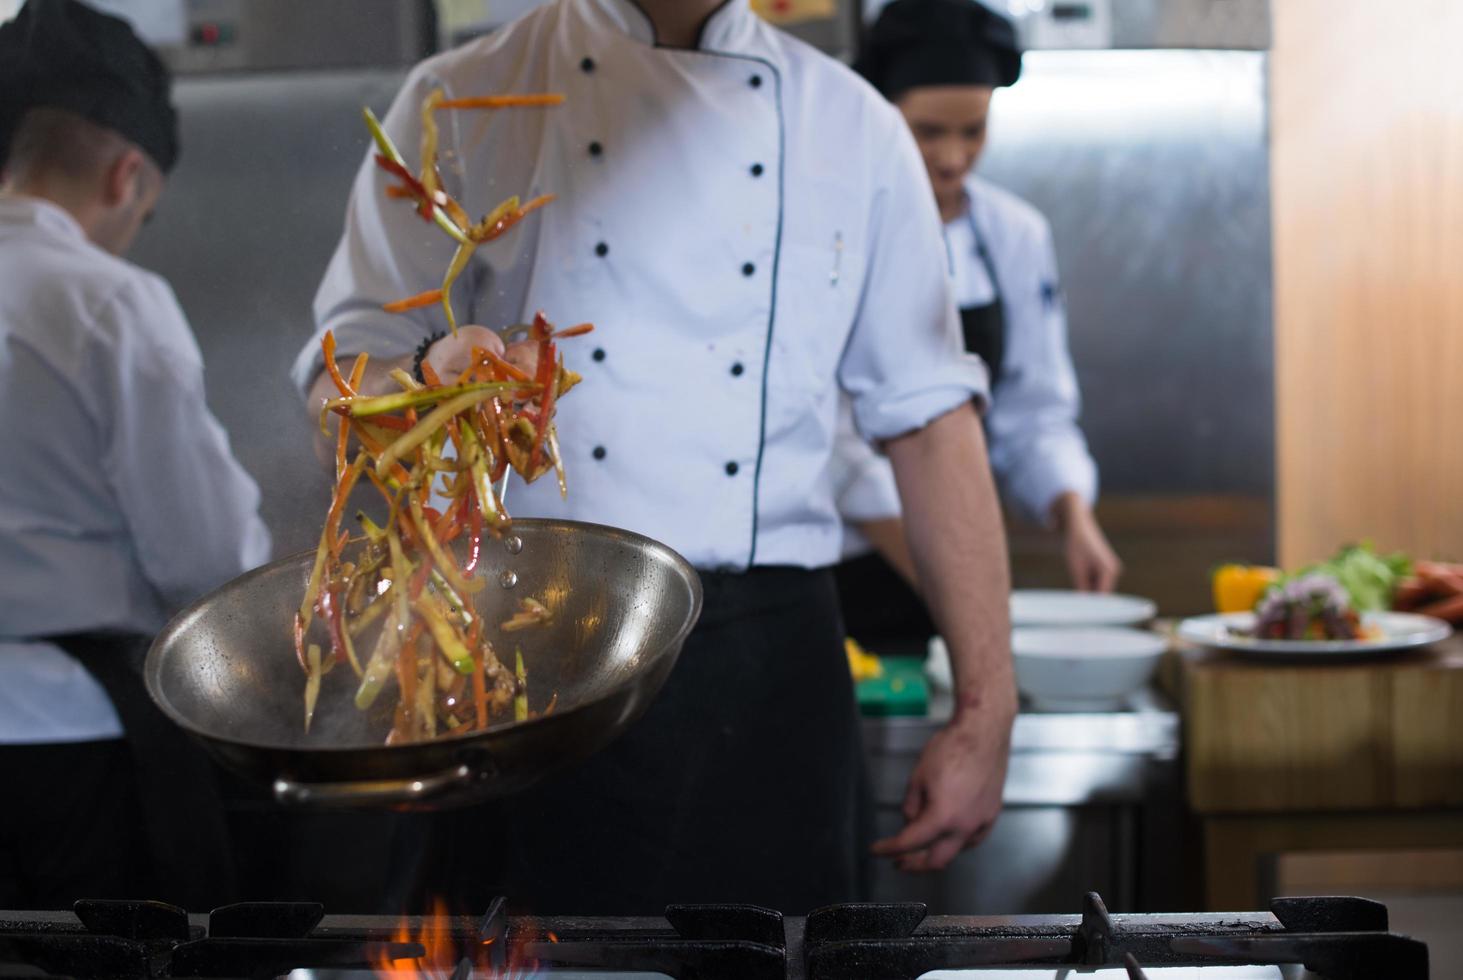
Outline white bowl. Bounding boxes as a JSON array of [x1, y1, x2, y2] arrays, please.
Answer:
[[1010, 590, 1156, 628], [1012, 627, 1168, 711]]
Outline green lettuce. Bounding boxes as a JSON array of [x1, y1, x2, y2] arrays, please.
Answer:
[[1294, 543, 1412, 612]]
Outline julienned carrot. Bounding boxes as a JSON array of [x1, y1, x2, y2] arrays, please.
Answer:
[[437, 94, 565, 109], [320, 333, 351, 397], [483, 349, 532, 382], [302, 74, 579, 745], [383, 288, 444, 314]]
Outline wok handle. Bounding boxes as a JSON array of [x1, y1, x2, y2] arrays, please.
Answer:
[[272, 763, 477, 807]]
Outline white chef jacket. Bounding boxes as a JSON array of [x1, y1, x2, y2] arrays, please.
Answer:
[[0, 195, 271, 743], [295, 0, 988, 571], [833, 175, 1097, 551]]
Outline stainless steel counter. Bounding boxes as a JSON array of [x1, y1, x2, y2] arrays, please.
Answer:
[[862, 687, 1188, 914]]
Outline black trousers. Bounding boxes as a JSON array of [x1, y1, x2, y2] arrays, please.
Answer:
[[833, 552, 935, 650], [407, 566, 871, 915], [0, 740, 139, 909]]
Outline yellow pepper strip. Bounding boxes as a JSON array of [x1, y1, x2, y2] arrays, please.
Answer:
[[304, 643, 323, 732], [409, 495, 483, 599], [328, 380, 525, 419], [419, 88, 445, 207], [514, 648, 528, 722], [414, 592, 476, 676], [547, 424, 566, 499], [362, 106, 471, 246], [439, 239, 477, 336], [459, 423, 505, 529], [354, 606, 401, 710], [375, 389, 510, 478]]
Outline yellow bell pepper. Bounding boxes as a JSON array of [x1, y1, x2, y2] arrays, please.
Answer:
[[845, 636, 884, 682], [1212, 564, 1281, 613]]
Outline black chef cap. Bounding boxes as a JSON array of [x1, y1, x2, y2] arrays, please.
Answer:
[[0, 0, 178, 173], [855, 0, 1022, 101]]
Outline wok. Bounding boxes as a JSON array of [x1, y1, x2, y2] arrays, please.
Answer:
[[145, 519, 702, 809]]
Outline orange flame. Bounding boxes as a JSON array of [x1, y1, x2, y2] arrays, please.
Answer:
[[370, 898, 550, 979]]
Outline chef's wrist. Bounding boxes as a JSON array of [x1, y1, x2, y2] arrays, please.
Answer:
[[1049, 490, 1090, 533], [950, 669, 1017, 728]]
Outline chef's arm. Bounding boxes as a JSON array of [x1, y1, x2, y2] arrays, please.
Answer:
[[886, 403, 1013, 722], [873, 402, 1015, 871]]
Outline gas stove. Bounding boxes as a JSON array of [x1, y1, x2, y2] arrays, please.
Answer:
[[0, 892, 1428, 979]]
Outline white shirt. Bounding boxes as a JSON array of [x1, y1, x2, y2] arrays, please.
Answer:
[[295, 0, 987, 571], [0, 195, 271, 743], [833, 175, 1097, 551]]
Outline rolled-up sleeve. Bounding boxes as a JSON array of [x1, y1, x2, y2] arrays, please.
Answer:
[[291, 65, 471, 394], [837, 113, 989, 443], [830, 398, 902, 523], [985, 221, 1097, 524]]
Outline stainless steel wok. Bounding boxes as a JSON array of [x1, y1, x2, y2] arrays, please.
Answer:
[[145, 519, 702, 809]]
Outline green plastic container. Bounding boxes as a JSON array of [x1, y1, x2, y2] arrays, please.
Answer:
[[855, 656, 929, 716]]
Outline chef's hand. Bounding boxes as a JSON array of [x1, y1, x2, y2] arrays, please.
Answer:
[[870, 692, 1015, 872], [1052, 492, 1122, 593], [425, 325, 542, 381]]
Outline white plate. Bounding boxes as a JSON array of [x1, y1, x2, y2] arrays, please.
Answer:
[[1177, 611, 1452, 658], [1010, 590, 1156, 627]]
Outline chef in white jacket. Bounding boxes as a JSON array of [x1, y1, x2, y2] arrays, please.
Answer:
[[835, 0, 1121, 643], [298, 0, 1016, 913], [0, 0, 269, 909]]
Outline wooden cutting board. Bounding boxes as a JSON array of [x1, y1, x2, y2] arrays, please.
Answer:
[[1177, 635, 1463, 813]]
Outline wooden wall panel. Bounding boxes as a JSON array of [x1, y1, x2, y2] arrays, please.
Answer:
[[1273, 1, 1463, 567]]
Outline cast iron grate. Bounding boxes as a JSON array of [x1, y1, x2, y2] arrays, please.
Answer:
[[0, 891, 1430, 979]]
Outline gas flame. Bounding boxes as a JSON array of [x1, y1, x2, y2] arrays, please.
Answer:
[[370, 898, 555, 979]]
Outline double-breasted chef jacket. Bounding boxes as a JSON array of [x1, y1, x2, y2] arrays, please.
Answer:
[[295, 0, 989, 570]]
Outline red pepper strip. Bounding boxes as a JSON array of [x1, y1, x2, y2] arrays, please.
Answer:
[[473, 195, 555, 243], [360, 413, 413, 432], [420, 359, 443, 386], [530, 311, 554, 342], [487, 399, 510, 482], [320, 585, 348, 666], [384, 184, 416, 200], [436, 93, 566, 110], [383, 288, 444, 314], [528, 339, 558, 475], [293, 612, 308, 673], [373, 153, 432, 206], [552, 322, 595, 339]]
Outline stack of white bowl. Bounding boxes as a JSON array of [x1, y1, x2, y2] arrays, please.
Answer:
[[927, 591, 1166, 711]]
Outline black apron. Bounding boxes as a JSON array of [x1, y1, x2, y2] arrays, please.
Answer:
[[45, 631, 238, 910], [958, 203, 1008, 390], [416, 566, 870, 915], [835, 202, 1006, 646]]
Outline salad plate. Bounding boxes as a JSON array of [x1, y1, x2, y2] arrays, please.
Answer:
[[1177, 611, 1451, 658]]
